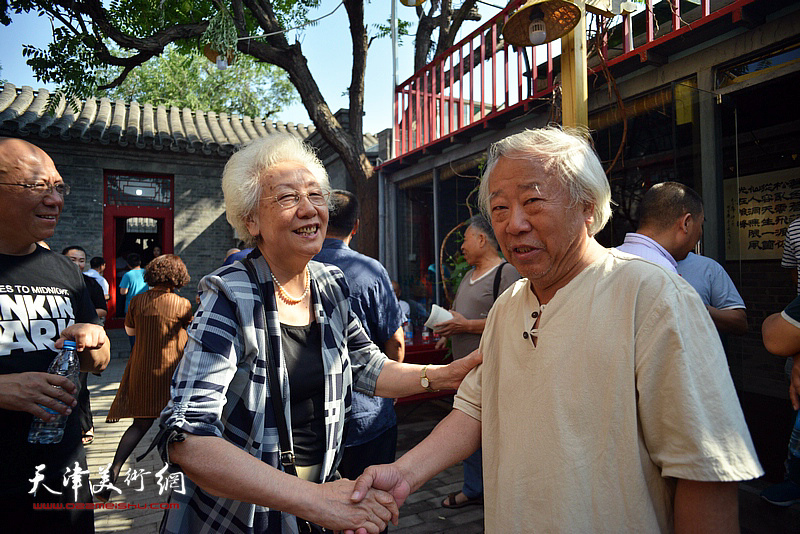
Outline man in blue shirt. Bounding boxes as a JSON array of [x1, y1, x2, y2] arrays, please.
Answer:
[[313, 190, 404, 517], [119, 252, 149, 312], [119, 252, 149, 347], [677, 252, 747, 335]]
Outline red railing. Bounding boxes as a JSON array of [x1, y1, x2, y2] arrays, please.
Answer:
[[392, 0, 751, 160]]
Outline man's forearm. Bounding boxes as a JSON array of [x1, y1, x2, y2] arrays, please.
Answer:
[[466, 318, 487, 335], [395, 409, 481, 493], [674, 479, 739, 534], [707, 307, 747, 335], [383, 327, 405, 363]]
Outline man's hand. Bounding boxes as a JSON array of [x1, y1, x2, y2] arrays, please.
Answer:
[[428, 349, 482, 391], [304, 478, 398, 534], [57, 323, 106, 352], [0, 372, 77, 420], [344, 464, 413, 534], [434, 310, 471, 337], [435, 336, 448, 350], [58, 323, 110, 373], [790, 355, 800, 411]]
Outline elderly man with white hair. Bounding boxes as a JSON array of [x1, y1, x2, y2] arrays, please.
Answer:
[[349, 127, 763, 533]]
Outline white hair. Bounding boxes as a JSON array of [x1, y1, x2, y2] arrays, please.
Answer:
[[478, 126, 612, 237], [222, 135, 329, 246]]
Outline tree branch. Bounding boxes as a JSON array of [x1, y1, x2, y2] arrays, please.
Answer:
[[345, 0, 366, 145]]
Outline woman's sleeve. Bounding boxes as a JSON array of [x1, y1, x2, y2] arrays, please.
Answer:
[[179, 296, 193, 327], [159, 274, 242, 440], [345, 304, 387, 396]]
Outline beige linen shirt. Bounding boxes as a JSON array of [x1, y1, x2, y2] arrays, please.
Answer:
[[453, 249, 763, 533]]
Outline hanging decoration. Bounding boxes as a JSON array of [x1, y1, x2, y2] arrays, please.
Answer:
[[201, 9, 238, 70]]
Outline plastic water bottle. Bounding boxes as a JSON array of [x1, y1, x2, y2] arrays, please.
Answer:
[[28, 340, 81, 444], [421, 328, 431, 344], [404, 323, 414, 346]]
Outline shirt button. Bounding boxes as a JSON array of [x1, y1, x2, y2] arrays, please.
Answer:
[[532, 311, 539, 318], [522, 331, 529, 339]]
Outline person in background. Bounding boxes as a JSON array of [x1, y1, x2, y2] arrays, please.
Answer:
[[433, 214, 519, 509], [97, 254, 193, 502], [782, 217, 800, 295], [313, 190, 405, 532], [348, 127, 762, 533], [676, 251, 747, 335], [760, 215, 800, 506], [0, 137, 109, 533], [224, 247, 241, 263], [63, 246, 107, 321], [85, 256, 110, 301], [617, 182, 746, 335], [119, 252, 149, 347], [760, 295, 800, 506], [223, 246, 254, 266], [391, 281, 411, 331], [615, 181, 705, 272], [63, 245, 108, 446]]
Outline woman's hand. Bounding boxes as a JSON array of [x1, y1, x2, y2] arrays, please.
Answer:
[[302, 478, 399, 534]]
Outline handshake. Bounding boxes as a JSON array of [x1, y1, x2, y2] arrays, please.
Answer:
[[306, 463, 414, 534]]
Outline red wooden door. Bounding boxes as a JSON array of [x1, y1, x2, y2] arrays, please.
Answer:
[[102, 171, 174, 329]]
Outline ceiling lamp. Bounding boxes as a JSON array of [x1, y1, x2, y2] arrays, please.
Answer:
[[503, 0, 582, 46]]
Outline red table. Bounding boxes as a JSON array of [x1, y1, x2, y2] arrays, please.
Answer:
[[396, 341, 456, 405]]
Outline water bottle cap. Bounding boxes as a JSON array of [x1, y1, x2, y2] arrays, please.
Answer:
[[62, 340, 77, 350]]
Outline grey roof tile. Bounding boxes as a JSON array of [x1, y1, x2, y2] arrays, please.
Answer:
[[218, 112, 239, 145], [70, 97, 96, 140], [125, 101, 141, 147], [230, 114, 251, 144], [47, 97, 77, 139], [0, 83, 376, 156], [90, 97, 112, 142]]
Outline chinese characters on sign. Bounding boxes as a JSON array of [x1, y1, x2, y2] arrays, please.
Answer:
[[29, 463, 184, 498], [724, 169, 800, 260]]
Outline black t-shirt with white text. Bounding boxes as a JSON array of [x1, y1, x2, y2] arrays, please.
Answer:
[[0, 246, 101, 496]]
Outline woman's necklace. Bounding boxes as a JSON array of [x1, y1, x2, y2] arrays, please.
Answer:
[[271, 267, 310, 305]]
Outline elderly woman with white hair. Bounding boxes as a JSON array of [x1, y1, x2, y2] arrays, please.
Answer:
[[156, 135, 480, 534]]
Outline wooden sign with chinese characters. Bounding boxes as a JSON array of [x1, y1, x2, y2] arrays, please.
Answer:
[[723, 168, 800, 260]]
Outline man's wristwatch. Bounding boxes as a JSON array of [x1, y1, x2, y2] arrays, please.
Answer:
[[420, 365, 437, 393]]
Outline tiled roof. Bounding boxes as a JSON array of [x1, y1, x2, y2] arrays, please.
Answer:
[[0, 83, 376, 156]]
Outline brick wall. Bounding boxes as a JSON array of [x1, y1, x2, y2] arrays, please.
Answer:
[[26, 139, 234, 307]]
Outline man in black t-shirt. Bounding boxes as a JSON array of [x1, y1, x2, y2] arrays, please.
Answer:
[[0, 138, 110, 533]]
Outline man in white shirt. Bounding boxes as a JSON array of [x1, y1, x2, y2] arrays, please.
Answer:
[[615, 181, 704, 272], [348, 127, 763, 533], [85, 256, 110, 301]]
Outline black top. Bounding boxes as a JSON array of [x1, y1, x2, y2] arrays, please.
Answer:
[[280, 321, 325, 466], [84, 274, 107, 312]]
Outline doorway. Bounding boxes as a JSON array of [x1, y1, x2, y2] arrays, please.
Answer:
[[103, 171, 174, 328]]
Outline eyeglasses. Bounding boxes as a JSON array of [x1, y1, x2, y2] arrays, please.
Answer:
[[266, 190, 330, 209], [0, 181, 71, 197]]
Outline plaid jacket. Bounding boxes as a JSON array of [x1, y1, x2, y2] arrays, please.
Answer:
[[159, 252, 387, 534]]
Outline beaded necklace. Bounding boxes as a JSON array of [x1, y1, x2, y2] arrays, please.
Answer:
[[270, 267, 310, 305]]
